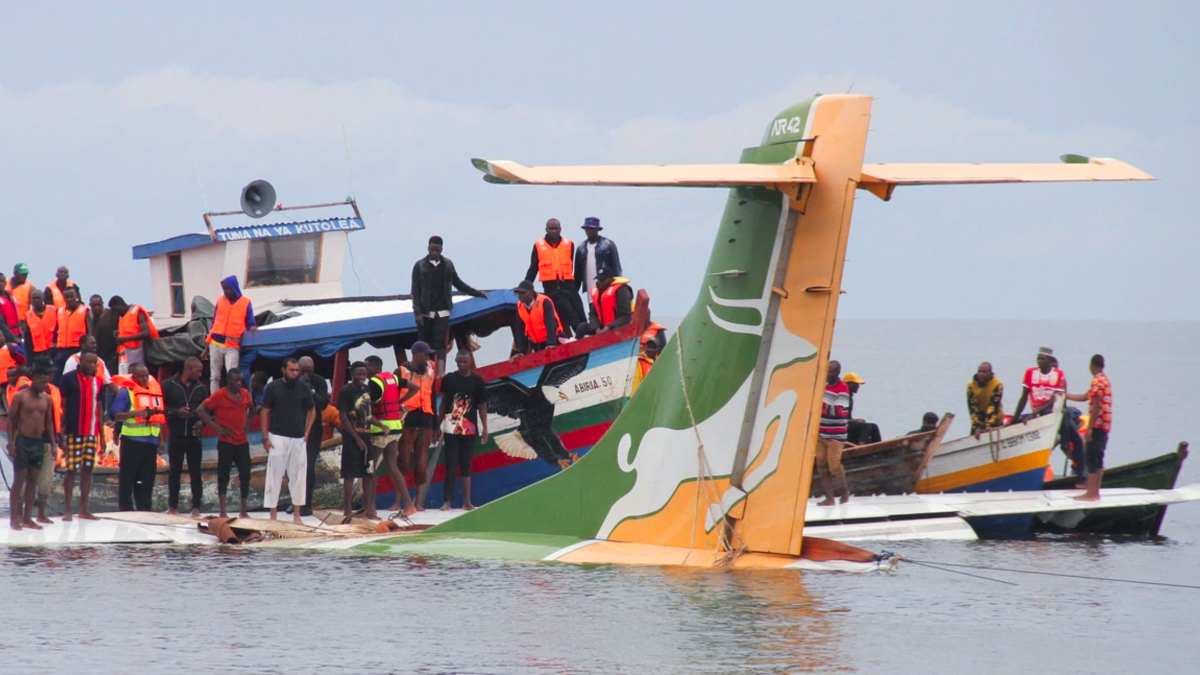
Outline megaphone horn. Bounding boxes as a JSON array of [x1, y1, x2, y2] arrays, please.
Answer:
[[240, 180, 277, 218]]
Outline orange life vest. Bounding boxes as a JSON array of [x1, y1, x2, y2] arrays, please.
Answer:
[[534, 238, 575, 282], [25, 306, 58, 353], [117, 304, 159, 353], [209, 295, 252, 347], [4, 279, 35, 322], [48, 383, 63, 434], [0, 345, 20, 373], [641, 322, 666, 347], [47, 281, 78, 310], [6, 375, 31, 407], [589, 279, 630, 327], [400, 363, 435, 414], [516, 294, 563, 345], [56, 304, 89, 349]]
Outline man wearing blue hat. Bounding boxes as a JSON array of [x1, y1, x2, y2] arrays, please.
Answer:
[[574, 217, 622, 297]]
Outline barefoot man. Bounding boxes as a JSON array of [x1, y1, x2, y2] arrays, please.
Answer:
[[7, 364, 56, 530], [196, 367, 256, 518], [437, 350, 488, 511], [815, 360, 851, 506], [364, 355, 418, 517], [59, 352, 105, 521], [337, 362, 376, 518]]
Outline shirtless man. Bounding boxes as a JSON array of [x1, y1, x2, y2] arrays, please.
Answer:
[[7, 365, 57, 530]]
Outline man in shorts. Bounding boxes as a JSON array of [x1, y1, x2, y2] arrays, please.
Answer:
[[1067, 354, 1113, 502], [398, 342, 438, 510], [59, 352, 105, 521], [196, 367, 256, 518], [7, 364, 56, 530], [815, 360, 851, 506], [337, 362, 375, 518], [364, 355, 418, 516]]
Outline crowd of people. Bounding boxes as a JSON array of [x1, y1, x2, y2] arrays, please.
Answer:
[[814, 346, 1114, 506]]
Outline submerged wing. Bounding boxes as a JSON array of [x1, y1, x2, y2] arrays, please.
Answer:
[[538, 354, 590, 389], [472, 158, 816, 187], [485, 379, 533, 420], [495, 431, 538, 460], [858, 157, 1153, 201]]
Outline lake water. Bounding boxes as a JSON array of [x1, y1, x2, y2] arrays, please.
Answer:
[[2, 320, 1198, 674]]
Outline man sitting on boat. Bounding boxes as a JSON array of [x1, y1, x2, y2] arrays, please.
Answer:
[[1010, 346, 1065, 422], [907, 412, 940, 436], [512, 280, 563, 355], [842, 372, 882, 445], [575, 267, 633, 338], [967, 361, 1004, 438]]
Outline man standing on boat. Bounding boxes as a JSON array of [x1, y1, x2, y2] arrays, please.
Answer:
[[111, 296, 158, 375], [5, 263, 36, 326], [298, 356, 330, 517], [574, 217, 621, 296], [398, 342, 438, 510], [438, 350, 488, 511], [512, 280, 563, 354], [815, 360, 851, 506], [1011, 346, 1066, 421], [576, 267, 633, 338], [967, 362, 1005, 437], [411, 235, 488, 377], [43, 266, 79, 310], [525, 218, 585, 337], [1066, 354, 1112, 502], [52, 288, 91, 385], [261, 358, 314, 524], [337, 361, 374, 518], [22, 292, 57, 367], [59, 351, 104, 521], [6, 364, 55, 531], [196, 367, 255, 518], [365, 355, 418, 518], [111, 363, 166, 511], [206, 276, 255, 393], [0, 273, 22, 343], [163, 357, 208, 517], [89, 294, 119, 377]]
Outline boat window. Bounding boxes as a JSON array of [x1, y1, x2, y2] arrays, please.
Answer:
[[246, 234, 322, 288], [168, 253, 185, 317]]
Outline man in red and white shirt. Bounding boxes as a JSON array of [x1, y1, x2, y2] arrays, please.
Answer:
[[1011, 346, 1066, 421], [1067, 354, 1112, 501]]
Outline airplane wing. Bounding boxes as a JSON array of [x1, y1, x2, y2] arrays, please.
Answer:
[[471, 158, 816, 187], [858, 156, 1154, 201]]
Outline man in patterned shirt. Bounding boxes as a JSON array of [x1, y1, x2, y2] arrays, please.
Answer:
[[815, 360, 851, 506], [1067, 354, 1112, 501]]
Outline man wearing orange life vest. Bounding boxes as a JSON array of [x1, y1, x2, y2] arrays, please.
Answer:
[[110, 362, 167, 511], [206, 276, 256, 392], [398, 341, 438, 511], [365, 355, 419, 517], [110, 295, 159, 375], [0, 331, 26, 387], [52, 288, 92, 385], [44, 266, 80, 310], [5, 263, 36, 326], [512, 280, 563, 355], [22, 292, 57, 367], [524, 218, 586, 337], [0, 273, 20, 342], [632, 338, 662, 394], [578, 267, 634, 338]]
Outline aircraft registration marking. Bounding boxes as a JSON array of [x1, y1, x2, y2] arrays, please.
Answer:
[[770, 116, 802, 137]]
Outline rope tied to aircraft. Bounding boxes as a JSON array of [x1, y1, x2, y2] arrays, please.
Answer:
[[904, 558, 1200, 590]]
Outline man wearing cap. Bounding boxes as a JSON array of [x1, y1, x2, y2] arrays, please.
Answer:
[[512, 280, 562, 355], [525, 218, 585, 337], [576, 267, 634, 338], [411, 235, 487, 375], [574, 217, 622, 296], [1011, 346, 1066, 422], [842, 372, 881, 445], [5, 263, 36, 327]]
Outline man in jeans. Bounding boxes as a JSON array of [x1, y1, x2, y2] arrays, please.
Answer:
[[815, 360, 851, 506], [261, 358, 314, 524], [163, 356, 208, 516], [437, 350, 488, 511]]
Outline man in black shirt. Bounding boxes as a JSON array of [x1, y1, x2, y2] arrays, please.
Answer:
[[260, 358, 314, 524], [337, 361, 374, 518], [411, 235, 487, 376], [437, 350, 488, 511], [163, 357, 208, 516], [298, 356, 330, 516]]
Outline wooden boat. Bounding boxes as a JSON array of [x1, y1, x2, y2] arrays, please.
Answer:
[[1035, 442, 1190, 535], [810, 414, 952, 499]]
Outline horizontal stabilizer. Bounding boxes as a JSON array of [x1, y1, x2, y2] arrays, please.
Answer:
[[858, 157, 1153, 200], [471, 158, 816, 187]]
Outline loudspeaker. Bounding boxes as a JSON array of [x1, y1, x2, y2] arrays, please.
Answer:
[[240, 180, 277, 218]]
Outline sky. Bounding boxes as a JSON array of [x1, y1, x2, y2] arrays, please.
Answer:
[[0, 1, 1196, 320]]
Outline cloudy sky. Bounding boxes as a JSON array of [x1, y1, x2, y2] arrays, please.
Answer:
[[1, 1, 1194, 319]]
